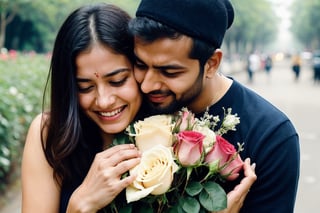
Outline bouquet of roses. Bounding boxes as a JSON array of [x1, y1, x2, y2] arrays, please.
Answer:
[[110, 107, 243, 213]]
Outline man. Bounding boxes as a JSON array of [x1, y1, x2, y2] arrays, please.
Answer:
[[129, 0, 300, 212]]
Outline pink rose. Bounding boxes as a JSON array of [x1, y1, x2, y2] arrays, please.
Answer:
[[205, 135, 243, 180], [174, 130, 205, 166], [176, 110, 195, 131], [205, 135, 236, 165], [220, 154, 244, 180]]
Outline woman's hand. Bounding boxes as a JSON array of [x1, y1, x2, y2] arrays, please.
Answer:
[[214, 158, 257, 213], [67, 144, 141, 213]]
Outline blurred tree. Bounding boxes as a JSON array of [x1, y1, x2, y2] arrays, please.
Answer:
[[0, 0, 31, 50], [225, 0, 278, 54], [291, 0, 320, 50], [2, 0, 281, 54], [3, 0, 139, 52]]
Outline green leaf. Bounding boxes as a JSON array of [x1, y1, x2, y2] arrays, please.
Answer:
[[199, 182, 227, 211], [181, 197, 200, 213], [112, 132, 130, 146], [138, 205, 153, 213], [168, 205, 185, 213], [118, 205, 132, 213], [186, 181, 203, 196]]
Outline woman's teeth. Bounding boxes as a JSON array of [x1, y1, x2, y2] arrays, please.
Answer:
[[99, 108, 122, 117]]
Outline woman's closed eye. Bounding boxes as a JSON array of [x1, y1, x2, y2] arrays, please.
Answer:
[[77, 76, 128, 93], [78, 84, 94, 93], [109, 77, 128, 87]]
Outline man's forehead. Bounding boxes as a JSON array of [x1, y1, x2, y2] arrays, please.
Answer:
[[133, 36, 193, 63]]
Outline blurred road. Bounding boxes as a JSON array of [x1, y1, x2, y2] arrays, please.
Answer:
[[0, 58, 319, 212], [232, 58, 320, 213]]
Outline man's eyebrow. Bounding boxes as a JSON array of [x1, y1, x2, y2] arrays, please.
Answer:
[[134, 55, 145, 64], [134, 55, 185, 70], [76, 68, 131, 82], [153, 64, 186, 70]]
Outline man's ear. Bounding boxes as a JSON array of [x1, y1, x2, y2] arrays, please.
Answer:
[[205, 49, 223, 78]]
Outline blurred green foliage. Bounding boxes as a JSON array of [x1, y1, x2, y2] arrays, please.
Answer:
[[1, 0, 140, 52], [0, 53, 49, 191], [1, 0, 279, 54], [226, 0, 278, 53], [291, 0, 320, 50]]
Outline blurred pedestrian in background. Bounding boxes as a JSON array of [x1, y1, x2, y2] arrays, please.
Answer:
[[247, 52, 261, 83], [312, 50, 320, 84], [264, 55, 273, 76], [291, 54, 302, 82]]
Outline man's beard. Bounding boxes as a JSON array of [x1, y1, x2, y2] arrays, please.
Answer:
[[145, 74, 203, 115], [145, 96, 188, 115]]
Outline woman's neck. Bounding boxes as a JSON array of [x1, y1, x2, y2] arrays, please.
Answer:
[[100, 132, 114, 149]]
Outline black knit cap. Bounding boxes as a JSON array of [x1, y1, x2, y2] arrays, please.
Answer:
[[135, 0, 234, 47]]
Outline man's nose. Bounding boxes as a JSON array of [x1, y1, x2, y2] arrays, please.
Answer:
[[140, 69, 162, 93]]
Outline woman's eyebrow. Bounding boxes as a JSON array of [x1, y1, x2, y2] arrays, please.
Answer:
[[76, 68, 131, 82], [103, 68, 131, 77]]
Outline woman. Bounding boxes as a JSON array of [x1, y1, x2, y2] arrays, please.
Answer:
[[21, 3, 142, 212], [22, 3, 256, 213]]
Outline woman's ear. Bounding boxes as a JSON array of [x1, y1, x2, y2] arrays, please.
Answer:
[[205, 49, 223, 78]]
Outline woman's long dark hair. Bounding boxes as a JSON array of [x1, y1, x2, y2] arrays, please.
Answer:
[[42, 3, 133, 186]]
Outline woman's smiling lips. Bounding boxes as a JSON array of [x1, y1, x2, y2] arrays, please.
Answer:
[[96, 106, 126, 120]]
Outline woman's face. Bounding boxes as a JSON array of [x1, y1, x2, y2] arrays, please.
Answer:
[[76, 45, 141, 136]]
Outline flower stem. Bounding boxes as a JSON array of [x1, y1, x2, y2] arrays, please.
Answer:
[[183, 167, 193, 193]]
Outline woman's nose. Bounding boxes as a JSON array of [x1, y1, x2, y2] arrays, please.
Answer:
[[95, 89, 116, 108]]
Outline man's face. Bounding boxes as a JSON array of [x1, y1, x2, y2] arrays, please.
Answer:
[[133, 36, 204, 114]]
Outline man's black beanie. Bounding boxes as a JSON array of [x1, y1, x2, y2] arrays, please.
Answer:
[[135, 0, 234, 48]]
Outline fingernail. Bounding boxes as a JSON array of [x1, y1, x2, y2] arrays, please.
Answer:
[[251, 163, 256, 170]]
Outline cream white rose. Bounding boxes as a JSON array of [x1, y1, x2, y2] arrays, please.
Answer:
[[132, 115, 174, 152], [193, 125, 216, 153], [126, 144, 179, 203]]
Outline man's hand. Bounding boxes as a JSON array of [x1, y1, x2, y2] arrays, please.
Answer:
[[214, 158, 257, 213]]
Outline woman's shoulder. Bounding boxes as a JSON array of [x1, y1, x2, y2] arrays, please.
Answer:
[[22, 112, 60, 212], [26, 113, 49, 144], [30, 112, 49, 128]]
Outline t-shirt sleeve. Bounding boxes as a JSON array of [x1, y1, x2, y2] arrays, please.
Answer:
[[241, 120, 300, 213]]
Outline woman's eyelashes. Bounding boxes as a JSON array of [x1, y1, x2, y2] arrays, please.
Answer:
[[109, 77, 128, 87], [77, 76, 129, 93]]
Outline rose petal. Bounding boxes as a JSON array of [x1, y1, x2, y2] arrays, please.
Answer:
[[126, 183, 162, 203], [126, 145, 178, 202]]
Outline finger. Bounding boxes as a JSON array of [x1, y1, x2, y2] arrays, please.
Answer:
[[118, 172, 138, 188], [107, 148, 141, 167], [243, 158, 256, 176], [113, 157, 141, 176], [108, 167, 139, 195], [229, 158, 257, 197], [251, 162, 256, 171], [96, 145, 140, 166], [100, 144, 138, 159], [242, 158, 257, 185]]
